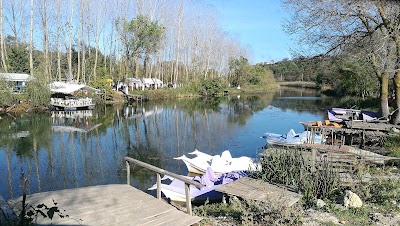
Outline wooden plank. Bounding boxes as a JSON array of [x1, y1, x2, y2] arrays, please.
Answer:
[[7, 184, 201, 226], [125, 157, 204, 189], [0, 195, 16, 224], [304, 144, 399, 164], [216, 177, 302, 207], [125, 157, 204, 215]]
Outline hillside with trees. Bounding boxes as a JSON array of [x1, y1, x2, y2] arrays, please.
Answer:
[[280, 0, 400, 124]]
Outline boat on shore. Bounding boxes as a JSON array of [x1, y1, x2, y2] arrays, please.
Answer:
[[50, 97, 95, 111], [174, 150, 260, 174], [49, 82, 98, 111], [328, 108, 379, 123], [261, 129, 324, 146], [148, 167, 248, 203]]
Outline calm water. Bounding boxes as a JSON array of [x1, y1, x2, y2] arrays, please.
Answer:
[[0, 87, 333, 200]]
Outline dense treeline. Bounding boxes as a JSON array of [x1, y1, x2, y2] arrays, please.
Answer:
[[266, 55, 379, 100], [0, 0, 251, 87]]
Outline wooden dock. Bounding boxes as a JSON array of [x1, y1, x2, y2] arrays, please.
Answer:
[[304, 144, 400, 165], [7, 184, 202, 226], [126, 94, 143, 103], [216, 177, 302, 207]]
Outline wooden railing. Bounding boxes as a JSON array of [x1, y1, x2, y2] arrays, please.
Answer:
[[124, 157, 205, 215]]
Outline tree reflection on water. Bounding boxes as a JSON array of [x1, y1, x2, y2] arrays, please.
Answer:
[[0, 88, 329, 200]]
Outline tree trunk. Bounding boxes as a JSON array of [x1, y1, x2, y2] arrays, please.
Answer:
[[392, 77, 400, 124], [68, 0, 74, 81], [390, 36, 400, 124], [380, 73, 390, 119], [29, 0, 33, 75], [134, 55, 139, 79], [19, 0, 27, 43], [56, 0, 61, 80], [144, 52, 149, 78], [42, 0, 50, 81], [0, 0, 8, 72]]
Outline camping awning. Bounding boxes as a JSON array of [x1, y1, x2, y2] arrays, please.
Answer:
[[49, 82, 99, 94], [0, 73, 32, 82]]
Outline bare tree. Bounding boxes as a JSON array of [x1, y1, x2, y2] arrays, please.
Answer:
[[55, 0, 62, 81], [283, 0, 400, 121], [67, 0, 74, 81], [29, 0, 33, 75], [0, 0, 7, 72], [38, 0, 50, 80], [4, 0, 19, 44]]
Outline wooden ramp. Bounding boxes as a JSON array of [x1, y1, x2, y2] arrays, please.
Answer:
[[7, 184, 201, 226], [304, 144, 400, 165], [216, 177, 302, 207]]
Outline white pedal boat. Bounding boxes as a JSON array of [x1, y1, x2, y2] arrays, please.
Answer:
[[174, 150, 260, 174]]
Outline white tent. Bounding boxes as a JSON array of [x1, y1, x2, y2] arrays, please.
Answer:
[[127, 78, 163, 90], [0, 73, 32, 82], [49, 82, 99, 94]]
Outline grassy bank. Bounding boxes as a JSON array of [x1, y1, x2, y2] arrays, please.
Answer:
[[277, 81, 317, 89], [194, 147, 400, 225]]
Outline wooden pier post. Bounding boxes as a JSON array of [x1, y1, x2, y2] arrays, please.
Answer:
[[157, 173, 161, 199], [126, 160, 130, 185], [124, 157, 204, 215]]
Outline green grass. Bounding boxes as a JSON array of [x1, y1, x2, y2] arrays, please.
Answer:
[[194, 197, 303, 226], [330, 207, 372, 226]]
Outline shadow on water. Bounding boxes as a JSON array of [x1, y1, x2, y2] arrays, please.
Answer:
[[0, 87, 333, 200]]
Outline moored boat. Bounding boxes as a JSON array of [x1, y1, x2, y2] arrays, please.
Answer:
[[174, 150, 260, 174], [327, 108, 379, 123], [148, 167, 248, 203], [261, 129, 324, 146], [49, 82, 98, 111]]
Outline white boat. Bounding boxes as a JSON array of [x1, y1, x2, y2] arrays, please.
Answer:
[[148, 167, 248, 203], [328, 108, 379, 122], [174, 150, 260, 175], [261, 129, 324, 146], [49, 82, 98, 111]]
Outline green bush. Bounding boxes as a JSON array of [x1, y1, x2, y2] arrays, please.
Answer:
[[194, 198, 302, 225], [26, 76, 51, 107], [252, 148, 340, 207], [199, 78, 223, 96], [358, 178, 400, 207], [89, 78, 114, 102], [0, 79, 17, 107]]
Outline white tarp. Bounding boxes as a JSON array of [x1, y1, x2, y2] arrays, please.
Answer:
[[49, 81, 99, 94], [0, 73, 32, 82]]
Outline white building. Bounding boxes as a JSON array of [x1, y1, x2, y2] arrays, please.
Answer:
[[0, 73, 33, 93], [127, 78, 163, 90]]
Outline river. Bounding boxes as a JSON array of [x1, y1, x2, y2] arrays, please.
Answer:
[[0, 87, 333, 200]]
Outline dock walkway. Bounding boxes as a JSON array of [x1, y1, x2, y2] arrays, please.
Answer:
[[7, 184, 201, 226], [216, 177, 302, 207]]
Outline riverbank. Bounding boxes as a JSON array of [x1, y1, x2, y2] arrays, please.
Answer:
[[277, 81, 317, 89], [194, 147, 400, 225], [0, 84, 276, 114]]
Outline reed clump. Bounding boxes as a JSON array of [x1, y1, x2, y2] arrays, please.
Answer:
[[251, 147, 340, 207]]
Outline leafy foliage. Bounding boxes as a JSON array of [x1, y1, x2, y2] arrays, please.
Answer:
[[26, 75, 51, 107], [89, 78, 114, 102], [268, 55, 341, 84], [228, 56, 251, 87], [338, 62, 378, 99], [19, 200, 69, 225], [7, 45, 30, 73], [117, 15, 165, 76], [0, 79, 17, 107], [199, 78, 223, 96]]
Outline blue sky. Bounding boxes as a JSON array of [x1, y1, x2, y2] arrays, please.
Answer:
[[206, 0, 294, 64]]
